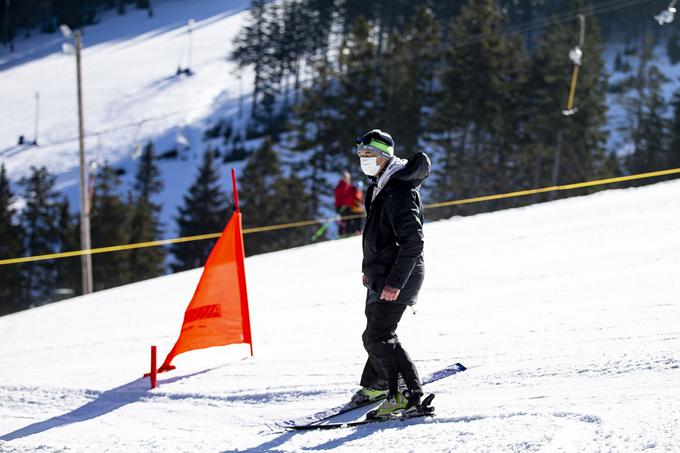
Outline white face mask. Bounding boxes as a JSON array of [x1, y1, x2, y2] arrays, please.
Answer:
[[360, 156, 381, 176]]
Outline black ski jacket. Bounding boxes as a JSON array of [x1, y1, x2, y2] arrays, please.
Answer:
[[362, 152, 431, 305]]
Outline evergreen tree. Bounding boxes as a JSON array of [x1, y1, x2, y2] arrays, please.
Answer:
[[429, 0, 529, 217], [629, 64, 668, 176], [0, 164, 26, 314], [271, 168, 319, 249], [231, 0, 269, 123], [301, 0, 336, 66], [54, 196, 81, 298], [290, 14, 385, 215], [524, 17, 575, 197], [621, 34, 669, 177], [171, 148, 229, 271], [128, 142, 165, 282], [668, 91, 680, 170], [257, 3, 286, 129], [381, 6, 439, 158], [240, 139, 315, 255], [279, 0, 310, 105], [290, 15, 386, 215], [334, 16, 383, 169], [340, 0, 416, 47], [19, 167, 62, 305], [90, 162, 131, 290], [290, 57, 343, 214]]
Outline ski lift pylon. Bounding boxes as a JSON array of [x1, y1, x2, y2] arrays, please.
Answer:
[[563, 14, 586, 116]]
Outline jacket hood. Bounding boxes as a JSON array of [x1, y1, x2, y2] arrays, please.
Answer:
[[391, 152, 431, 187]]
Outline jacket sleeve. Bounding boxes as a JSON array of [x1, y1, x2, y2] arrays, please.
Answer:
[[385, 187, 424, 289]]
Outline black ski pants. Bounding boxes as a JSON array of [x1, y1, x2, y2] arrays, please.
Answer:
[[360, 299, 422, 398]]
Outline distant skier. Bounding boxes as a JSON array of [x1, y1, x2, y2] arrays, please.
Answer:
[[347, 180, 365, 234], [351, 128, 431, 418], [334, 170, 354, 236]]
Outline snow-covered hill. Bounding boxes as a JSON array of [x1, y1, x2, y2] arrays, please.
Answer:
[[0, 0, 253, 227], [3, 0, 680, 236], [1, 180, 679, 452]]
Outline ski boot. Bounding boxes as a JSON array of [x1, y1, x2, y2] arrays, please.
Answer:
[[350, 387, 389, 406], [367, 389, 422, 419]]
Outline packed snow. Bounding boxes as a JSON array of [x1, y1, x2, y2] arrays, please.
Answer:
[[1, 179, 679, 452]]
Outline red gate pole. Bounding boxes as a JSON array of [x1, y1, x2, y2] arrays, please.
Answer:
[[150, 345, 157, 389], [231, 168, 240, 212], [231, 168, 253, 356]]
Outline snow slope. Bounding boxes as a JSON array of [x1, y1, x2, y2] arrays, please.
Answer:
[[1, 180, 679, 452], [0, 0, 253, 227]]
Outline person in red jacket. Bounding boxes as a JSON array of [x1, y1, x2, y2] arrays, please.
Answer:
[[335, 170, 356, 236]]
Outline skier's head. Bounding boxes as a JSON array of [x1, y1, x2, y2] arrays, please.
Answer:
[[356, 129, 394, 158], [341, 170, 351, 184], [356, 129, 394, 176]]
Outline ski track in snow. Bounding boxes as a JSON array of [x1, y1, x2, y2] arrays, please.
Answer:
[[1, 180, 680, 451]]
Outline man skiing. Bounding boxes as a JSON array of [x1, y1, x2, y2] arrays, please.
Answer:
[[351, 128, 431, 418]]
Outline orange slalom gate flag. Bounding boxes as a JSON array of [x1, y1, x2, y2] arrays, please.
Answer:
[[158, 210, 252, 372]]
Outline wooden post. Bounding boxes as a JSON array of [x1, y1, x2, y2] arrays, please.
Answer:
[[75, 30, 93, 295]]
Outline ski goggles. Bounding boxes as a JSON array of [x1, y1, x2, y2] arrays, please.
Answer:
[[355, 136, 394, 158]]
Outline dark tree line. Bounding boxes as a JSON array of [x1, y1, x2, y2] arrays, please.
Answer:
[[1, 137, 319, 315], [279, 0, 613, 220], [229, 0, 680, 222], [1, 0, 153, 49], [614, 33, 680, 178], [3, 0, 680, 315], [0, 142, 165, 315]]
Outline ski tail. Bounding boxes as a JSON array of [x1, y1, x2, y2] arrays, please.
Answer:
[[422, 363, 466, 385]]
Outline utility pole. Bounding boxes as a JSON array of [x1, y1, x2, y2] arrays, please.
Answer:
[[60, 25, 93, 294], [75, 30, 93, 294], [33, 92, 40, 145]]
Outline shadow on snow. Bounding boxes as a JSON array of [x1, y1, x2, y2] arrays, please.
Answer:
[[0, 367, 213, 442], [229, 419, 416, 453]]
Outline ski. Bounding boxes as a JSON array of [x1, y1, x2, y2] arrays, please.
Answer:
[[277, 390, 384, 429], [278, 362, 465, 429], [289, 394, 436, 431]]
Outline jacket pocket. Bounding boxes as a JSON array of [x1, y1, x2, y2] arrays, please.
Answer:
[[365, 275, 386, 293]]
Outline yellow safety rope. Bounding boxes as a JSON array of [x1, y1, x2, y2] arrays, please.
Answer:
[[1, 166, 678, 266]]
